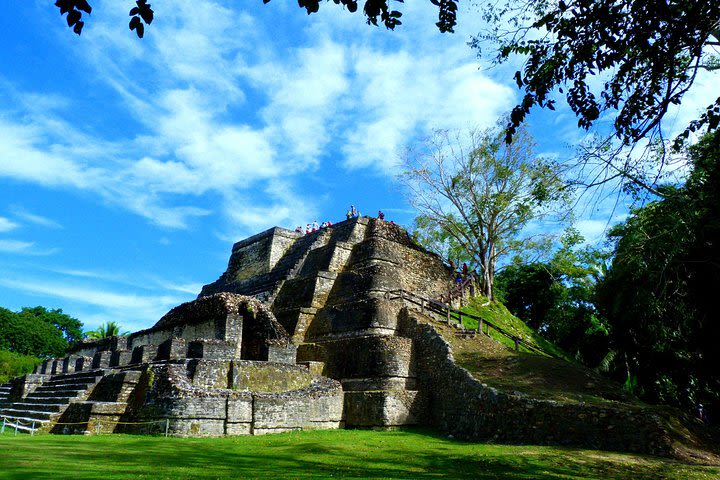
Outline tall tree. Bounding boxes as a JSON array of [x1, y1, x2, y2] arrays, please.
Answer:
[[401, 125, 569, 300], [595, 131, 720, 409], [16, 306, 84, 346]]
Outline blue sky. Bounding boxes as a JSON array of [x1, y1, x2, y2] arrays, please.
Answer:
[[0, 1, 715, 333]]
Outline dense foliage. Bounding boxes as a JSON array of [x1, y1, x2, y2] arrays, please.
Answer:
[[0, 306, 83, 358], [498, 132, 720, 415], [495, 229, 610, 367], [595, 131, 720, 410], [0, 350, 40, 384]]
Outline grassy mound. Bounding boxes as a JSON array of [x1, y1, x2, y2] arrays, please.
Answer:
[[416, 296, 720, 465], [437, 297, 636, 406]]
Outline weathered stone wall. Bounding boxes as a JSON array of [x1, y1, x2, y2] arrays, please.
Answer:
[[303, 298, 401, 339], [220, 227, 299, 287], [298, 335, 415, 381], [397, 308, 676, 457], [126, 363, 343, 436], [66, 294, 289, 367]]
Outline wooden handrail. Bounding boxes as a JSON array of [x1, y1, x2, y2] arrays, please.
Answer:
[[384, 288, 553, 357]]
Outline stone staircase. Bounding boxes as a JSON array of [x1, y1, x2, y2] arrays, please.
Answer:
[[265, 229, 333, 304], [0, 370, 105, 433], [0, 383, 11, 405]]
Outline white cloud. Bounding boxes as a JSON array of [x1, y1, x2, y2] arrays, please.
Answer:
[[0, 239, 58, 256], [0, 239, 33, 253], [0, 216, 18, 232], [0, 277, 184, 322], [0, 2, 517, 236], [9, 207, 63, 229], [0, 117, 101, 189], [341, 50, 515, 171]]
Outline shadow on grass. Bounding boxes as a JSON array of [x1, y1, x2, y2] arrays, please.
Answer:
[[0, 429, 717, 479]]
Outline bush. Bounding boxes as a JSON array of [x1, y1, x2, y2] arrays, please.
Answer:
[[0, 349, 41, 384]]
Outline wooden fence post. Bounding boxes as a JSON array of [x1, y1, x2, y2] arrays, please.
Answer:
[[514, 338, 519, 351], [478, 318, 483, 334]]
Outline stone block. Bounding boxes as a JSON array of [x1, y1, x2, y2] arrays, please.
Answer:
[[110, 350, 133, 367], [226, 394, 253, 422], [189, 360, 231, 389], [131, 344, 158, 364], [63, 356, 81, 374], [230, 361, 312, 393], [344, 390, 426, 427], [92, 351, 112, 369], [167, 419, 226, 437], [267, 344, 297, 364], [223, 314, 243, 343], [75, 356, 93, 372], [319, 335, 415, 380], [109, 336, 129, 351], [252, 383, 344, 431], [297, 361, 325, 376], [50, 359, 62, 374], [188, 340, 238, 361], [157, 338, 187, 360], [226, 422, 252, 435], [39, 359, 51, 374]]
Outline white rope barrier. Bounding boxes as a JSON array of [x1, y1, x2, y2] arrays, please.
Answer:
[[1, 415, 171, 437]]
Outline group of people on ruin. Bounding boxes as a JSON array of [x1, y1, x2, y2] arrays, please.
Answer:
[[295, 221, 334, 235], [346, 204, 360, 220], [449, 260, 471, 285], [294, 206, 391, 235]]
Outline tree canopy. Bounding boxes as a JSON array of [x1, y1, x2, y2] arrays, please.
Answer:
[[85, 321, 129, 340], [594, 130, 720, 409], [0, 306, 83, 358], [495, 229, 611, 367]]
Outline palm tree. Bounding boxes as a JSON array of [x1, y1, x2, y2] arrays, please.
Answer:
[[85, 321, 129, 339]]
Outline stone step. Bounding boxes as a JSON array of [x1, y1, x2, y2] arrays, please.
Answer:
[[41, 381, 97, 391], [0, 408, 58, 421], [30, 389, 83, 398], [21, 396, 75, 405], [45, 371, 104, 385], [11, 402, 66, 412]]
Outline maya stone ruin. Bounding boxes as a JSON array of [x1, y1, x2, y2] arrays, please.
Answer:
[[0, 216, 703, 458]]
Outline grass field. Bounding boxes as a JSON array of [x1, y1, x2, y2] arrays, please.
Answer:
[[1, 428, 718, 479]]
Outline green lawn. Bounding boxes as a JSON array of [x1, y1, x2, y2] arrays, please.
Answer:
[[1, 429, 718, 479]]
